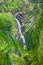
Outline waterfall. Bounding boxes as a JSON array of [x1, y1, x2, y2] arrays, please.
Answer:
[[15, 12, 26, 49]]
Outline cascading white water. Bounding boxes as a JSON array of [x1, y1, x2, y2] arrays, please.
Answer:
[[15, 13, 26, 49]]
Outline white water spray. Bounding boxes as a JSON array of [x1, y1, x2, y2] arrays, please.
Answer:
[[15, 12, 26, 49]]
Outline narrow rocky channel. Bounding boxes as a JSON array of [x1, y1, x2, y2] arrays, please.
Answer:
[[15, 12, 26, 49]]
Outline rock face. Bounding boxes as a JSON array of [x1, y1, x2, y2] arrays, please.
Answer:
[[16, 13, 25, 24]]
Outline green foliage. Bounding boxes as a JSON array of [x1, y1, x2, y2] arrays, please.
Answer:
[[0, 13, 25, 65], [29, 0, 43, 3], [0, 0, 43, 65], [0, 51, 11, 65], [0, 0, 24, 12], [0, 13, 14, 31], [0, 13, 16, 65], [25, 8, 43, 65]]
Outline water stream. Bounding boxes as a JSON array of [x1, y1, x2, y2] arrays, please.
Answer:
[[15, 12, 26, 49]]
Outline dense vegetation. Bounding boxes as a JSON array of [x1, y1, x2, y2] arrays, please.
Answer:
[[0, 0, 43, 65]]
